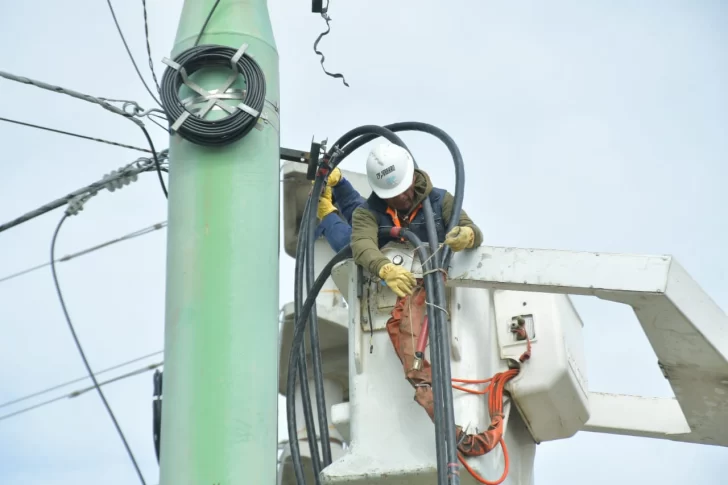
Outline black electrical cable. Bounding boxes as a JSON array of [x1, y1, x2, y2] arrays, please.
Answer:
[[331, 122, 468, 485], [293, 124, 455, 484], [286, 246, 353, 485], [140, 0, 161, 94], [139, 125, 168, 198], [298, 200, 324, 477], [301, 195, 328, 474], [51, 215, 147, 485], [326, 123, 466, 484], [153, 369, 162, 464], [392, 229, 448, 485], [291, 194, 323, 484], [326, 122, 465, 267], [195, 0, 222, 46], [291, 127, 414, 481], [289, 122, 467, 485], [418, 200, 459, 485], [304, 179, 334, 468], [105, 0, 162, 107], [159, 45, 266, 147], [0, 116, 153, 153]]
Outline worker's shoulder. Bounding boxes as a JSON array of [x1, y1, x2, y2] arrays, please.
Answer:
[[429, 186, 451, 202], [352, 205, 376, 221]]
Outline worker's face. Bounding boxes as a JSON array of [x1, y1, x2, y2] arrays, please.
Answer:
[[385, 177, 416, 212]]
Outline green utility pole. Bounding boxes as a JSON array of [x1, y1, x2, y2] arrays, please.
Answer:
[[160, 1, 280, 484]]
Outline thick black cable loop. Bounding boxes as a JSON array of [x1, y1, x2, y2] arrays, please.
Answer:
[[288, 123, 467, 485], [325, 124, 465, 484], [159, 45, 266, 147]]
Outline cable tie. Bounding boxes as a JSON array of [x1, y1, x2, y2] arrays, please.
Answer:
[[236, 102, 260, 117], [171, 111, 191, 132], [230, 43, 249, 67]]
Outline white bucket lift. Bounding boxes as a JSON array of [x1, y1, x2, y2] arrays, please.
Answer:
[[278, 161, 728, 485]]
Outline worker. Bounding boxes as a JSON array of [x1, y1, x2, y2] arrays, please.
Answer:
[[350, 141, 492, 458], [314, 166, 366, 253], [350, 141, 483, 297]]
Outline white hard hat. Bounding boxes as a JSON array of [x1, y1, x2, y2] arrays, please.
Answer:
[[365, 142, 415, 199]]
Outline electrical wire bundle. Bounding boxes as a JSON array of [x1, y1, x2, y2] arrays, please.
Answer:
[[286, 122, 467, 485], [159, 44, 266, 147]]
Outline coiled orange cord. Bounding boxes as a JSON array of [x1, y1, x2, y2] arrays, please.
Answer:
[[451, 326, 531, 485]]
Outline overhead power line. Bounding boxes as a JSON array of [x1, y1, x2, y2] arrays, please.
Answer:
[[0, 360, 163, 423], [0, 116, 152, 153], [0, 349, 163, 411], [0, 69, 168, 198], [0, 221, 167, 285], [0, 155, 167, 234], [105, 0, 162, 106], [51, 214, 147, 485], [141, 0, 162, 95]]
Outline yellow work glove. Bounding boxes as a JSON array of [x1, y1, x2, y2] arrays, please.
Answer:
[[378, 263, 416, 298], [327, 167, 342, 187], [444, 226, 475, 252], [317, 186, 337, 220]]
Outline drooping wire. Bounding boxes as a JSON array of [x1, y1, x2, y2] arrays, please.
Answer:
[[0, 116, 152, 153], [0, 361, 163, 423], [140, 124, 168, 197], [195, 0, 222, 46], [51, 215, 147, 485], [140, 0, 161, 93], [0, 221, 167, 285], [0, 69, 168, 199], [313, 0, 349, 87], [105, 0, 163, 107]]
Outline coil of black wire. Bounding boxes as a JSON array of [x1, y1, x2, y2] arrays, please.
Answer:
[[159, 44, 266, 147]]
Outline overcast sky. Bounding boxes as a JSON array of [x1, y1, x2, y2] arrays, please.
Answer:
[[0, 0, 726, 484]]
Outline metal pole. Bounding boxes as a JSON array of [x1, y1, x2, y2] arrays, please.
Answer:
[[159, 1, 280, 484]]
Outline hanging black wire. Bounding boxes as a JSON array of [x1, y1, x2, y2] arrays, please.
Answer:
[[51, 215, 147, 485], [195, 0, 222, 46], [313, 0, 349, 87], [105, 0, 163, 107]]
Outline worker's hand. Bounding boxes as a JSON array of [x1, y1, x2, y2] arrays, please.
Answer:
[[444, 226, 475, 252], [327, 167, 342, 187], [317, 186, 337, 220], [378, 263, 416, 298]]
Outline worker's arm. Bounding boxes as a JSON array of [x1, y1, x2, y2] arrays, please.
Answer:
[[332, 177, 366, 225], [441, 191, 483, 248], [350, 207, 390, 275], [314, 185, 352, 253], [316, 212, 352, 253]]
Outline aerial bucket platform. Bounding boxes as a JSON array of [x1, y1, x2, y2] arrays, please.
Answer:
[[278, 161, 728, 485]]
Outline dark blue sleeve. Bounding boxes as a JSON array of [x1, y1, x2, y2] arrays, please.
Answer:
[[332, 178, 366, 225], [315, 212, 352, 253]]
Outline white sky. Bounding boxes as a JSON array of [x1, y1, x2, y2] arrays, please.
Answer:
[[0, 1, 726, 484]]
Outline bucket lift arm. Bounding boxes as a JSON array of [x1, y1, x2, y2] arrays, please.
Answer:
[[446, 246, 728, 447]]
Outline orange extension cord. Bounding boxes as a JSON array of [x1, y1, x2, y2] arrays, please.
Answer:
[[451, 327, 531, 485]]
